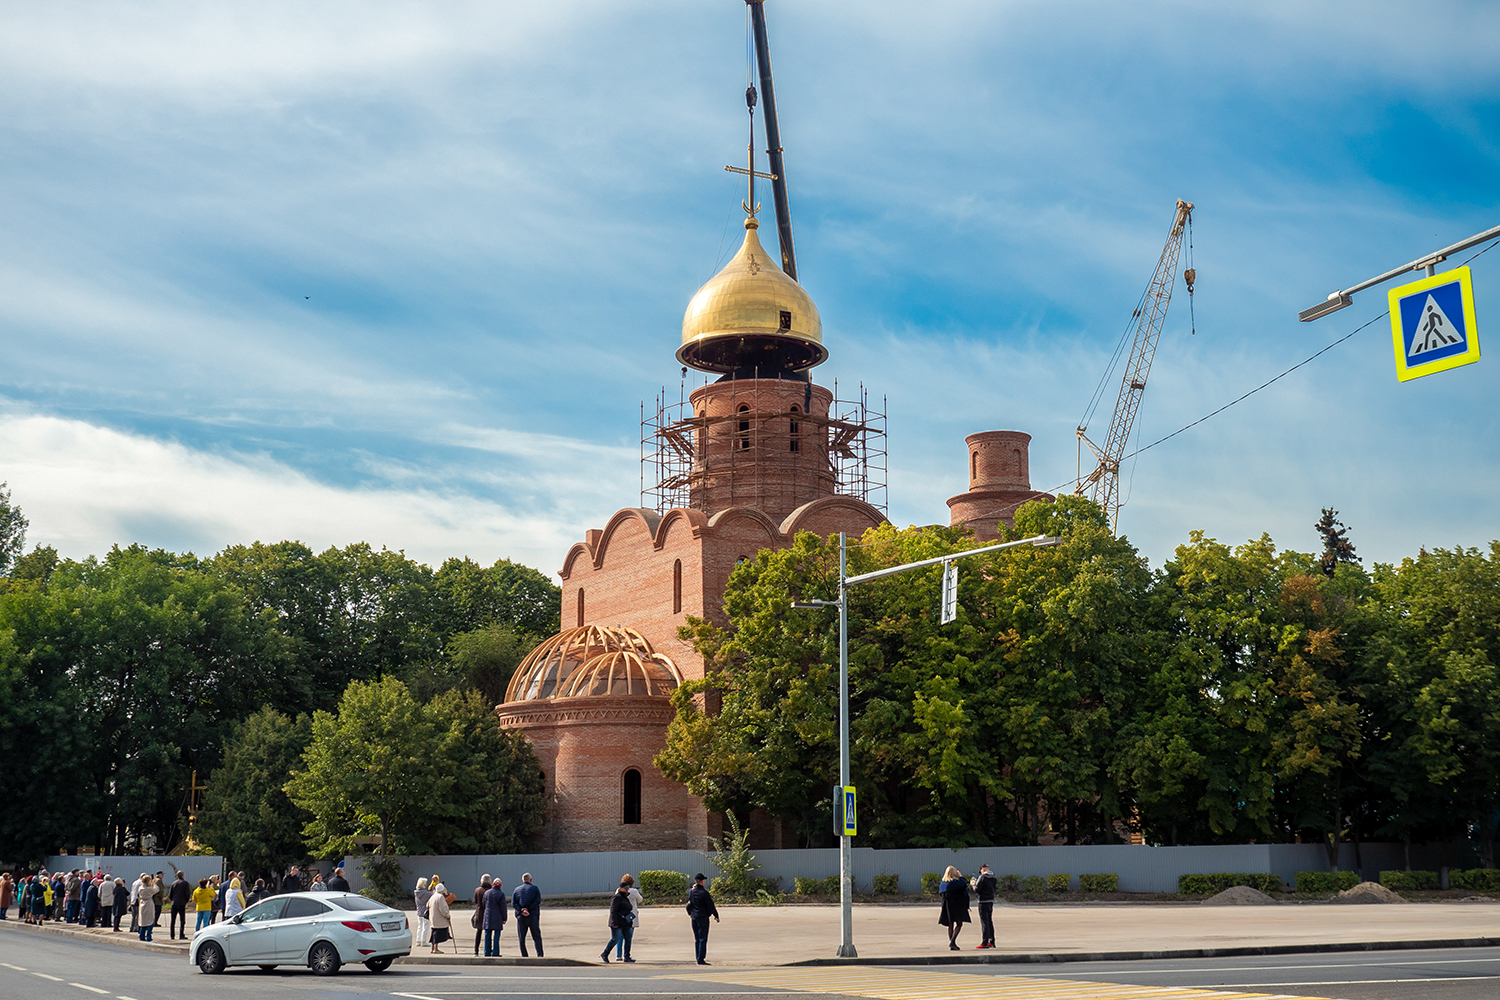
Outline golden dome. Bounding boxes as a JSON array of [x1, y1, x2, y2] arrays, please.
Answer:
[[679, 218, 826, 374], [503, 624, 685, 702]]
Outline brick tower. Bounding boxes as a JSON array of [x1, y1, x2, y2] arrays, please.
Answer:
[[496, 215, 886, 852], [946, 430, 1053, 541]]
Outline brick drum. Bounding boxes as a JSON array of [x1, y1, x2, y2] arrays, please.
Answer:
[[946, 430, 1053, 541]]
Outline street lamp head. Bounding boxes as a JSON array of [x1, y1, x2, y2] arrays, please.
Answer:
[[791, 599, 838, 609], [1297, 291, 1352, 323], [1030, 536, 1065, 547]]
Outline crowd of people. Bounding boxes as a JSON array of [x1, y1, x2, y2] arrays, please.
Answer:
[[0, 862, 995, 963], [0, 864, 354, 943]]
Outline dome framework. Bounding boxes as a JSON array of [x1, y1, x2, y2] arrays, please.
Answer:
[[503, 624, 685, 703]]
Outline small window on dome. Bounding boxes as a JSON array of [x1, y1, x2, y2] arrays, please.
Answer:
[[779, 310, 792, 331], [623, 768, 642, 825]]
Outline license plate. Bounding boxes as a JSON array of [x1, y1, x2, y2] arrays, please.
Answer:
[[381, 921, 401, 932]]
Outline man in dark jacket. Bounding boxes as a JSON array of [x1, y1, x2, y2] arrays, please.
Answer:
[[64, 870, 82, 923], [327, 867, 351, 893], [281, 867, 302, 894], [602, 882, 633, 963], [111, 879, 129, 932], [511, 874, 543, 957], [972, 864, 997, 949], [168, 872, 192, 939], [482, 879, 507, 957], [685, 873, 719, 965]]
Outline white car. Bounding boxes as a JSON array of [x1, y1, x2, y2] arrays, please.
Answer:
[[189, 891, 411, 976]]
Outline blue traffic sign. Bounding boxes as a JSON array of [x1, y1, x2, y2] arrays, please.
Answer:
[[1389, 266, 1480, 381]]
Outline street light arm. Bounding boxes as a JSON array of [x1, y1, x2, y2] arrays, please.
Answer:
[[1299, 222, 1500, 322], [843, 534, 1062, 586]]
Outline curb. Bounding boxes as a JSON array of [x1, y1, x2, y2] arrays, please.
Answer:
[[0, 918, 187, 957], [787, 937, 1500, 966], [395, 955, 593, 967]]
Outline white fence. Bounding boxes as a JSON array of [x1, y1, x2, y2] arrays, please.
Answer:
[[344, 842, 1431, 899]]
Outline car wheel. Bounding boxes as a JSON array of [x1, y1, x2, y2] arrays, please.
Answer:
[[309, 941, 341, 976], [364, 957, 393, 973], [257, 965, 277, 972], [196, 941, 226, 975]]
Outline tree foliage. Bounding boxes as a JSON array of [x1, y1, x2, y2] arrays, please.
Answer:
[[285, 678, 545, 856], [660, 498, 1500, 866], [195, 707, 313, 879], [0, 533, 558, 864]]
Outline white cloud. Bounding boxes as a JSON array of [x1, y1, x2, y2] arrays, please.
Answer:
[[0, 410, 599, 575]]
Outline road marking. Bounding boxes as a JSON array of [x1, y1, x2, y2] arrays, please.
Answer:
[[1053, 955, 1500, 976], [33, 973, 65, 981], [70, 985, 110, 994], [0, 962, 26, 970], [664, 967, 1335, 1000], [118, 996, 142, 1000], [1191, 977, 1500, 987]]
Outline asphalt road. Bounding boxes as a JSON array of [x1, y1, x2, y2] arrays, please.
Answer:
[[2, 925, 1498, 1000]]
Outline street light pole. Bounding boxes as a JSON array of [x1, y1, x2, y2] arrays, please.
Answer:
[[836, 531, 854, 957], [793, 531, 1063, 959]]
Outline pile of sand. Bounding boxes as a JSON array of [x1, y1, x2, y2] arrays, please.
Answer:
[[1201, 885, 1278, 905], [1336, 881, 1406, 904]]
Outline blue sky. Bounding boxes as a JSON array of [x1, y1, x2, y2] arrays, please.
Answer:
[[1, 0, 1497, 578]]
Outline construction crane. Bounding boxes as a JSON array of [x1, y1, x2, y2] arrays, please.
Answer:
[[1076, 199, 1195, 532]]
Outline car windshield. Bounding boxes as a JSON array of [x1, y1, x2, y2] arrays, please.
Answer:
[[326, 895, 389, 912]]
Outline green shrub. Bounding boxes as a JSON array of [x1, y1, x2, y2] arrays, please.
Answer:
[[1079, 873, 1118, 893], [999, 874, 1021, 892], [872, 874, 899, 895], [361, 857, 406, 900], [1177, 872, 1281, 895], [921, 872, 941, 895], [638, 870, 688, 901], [1295, 871, 1360, 895], [794, 876, 820, 896], [1046, 873, 1071, 892], [1021, 875, 1046, 894], [821, 875, 841, 897], [1450, 869, 1500, 892], [1379, 870, 1440, 891], [754, 888, 780, 906]]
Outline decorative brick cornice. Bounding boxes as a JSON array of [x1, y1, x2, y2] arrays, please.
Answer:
[[496, 695, 675, 730]]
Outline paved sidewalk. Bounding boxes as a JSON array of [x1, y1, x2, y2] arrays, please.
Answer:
[[392, 900, 1500, 966], [0, 916, 188, 956], [6, 901, 1499, 967]]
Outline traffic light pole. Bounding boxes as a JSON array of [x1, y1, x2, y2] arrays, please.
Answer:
[[794, 531, 1062, 958]]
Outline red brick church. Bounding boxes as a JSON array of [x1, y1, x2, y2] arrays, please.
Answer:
[[492, 200, 1051, 851]]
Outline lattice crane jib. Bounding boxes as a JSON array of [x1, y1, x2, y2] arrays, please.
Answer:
[[1077, 199, 1194, 533]]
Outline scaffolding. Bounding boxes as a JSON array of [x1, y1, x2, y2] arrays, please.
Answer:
[[642, 375, 887, 519]]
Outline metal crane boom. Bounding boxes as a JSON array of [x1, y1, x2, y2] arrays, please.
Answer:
[[1077, 198, 1194, 532]]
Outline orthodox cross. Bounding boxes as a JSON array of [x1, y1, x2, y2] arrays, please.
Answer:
[[725, 85, 776, 218]]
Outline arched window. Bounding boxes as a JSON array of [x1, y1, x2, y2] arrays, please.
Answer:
[[672, 559, 683, 614], [737, 404, 751, 450], [789, 404, 801, 453], [971, 450, 978, 481], [623, 768, 642, 824], [576, 588, 585, 627]]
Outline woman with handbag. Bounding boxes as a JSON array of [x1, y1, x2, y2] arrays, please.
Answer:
[[413, 877, 433, 947], [937, 865, 971, 951]]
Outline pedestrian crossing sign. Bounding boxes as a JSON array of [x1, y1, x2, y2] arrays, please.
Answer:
[[1389, 266, 1480, 382], [840, 786, 856, 837]]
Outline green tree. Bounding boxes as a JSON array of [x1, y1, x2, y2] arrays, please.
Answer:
[[419, 688, 546, 853], [195, 706, 314, 879], [400, 624, 534, 706], [285, 676, 440, 857], [0, 482, 27, 577], [659, 495, 1156, 849]]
